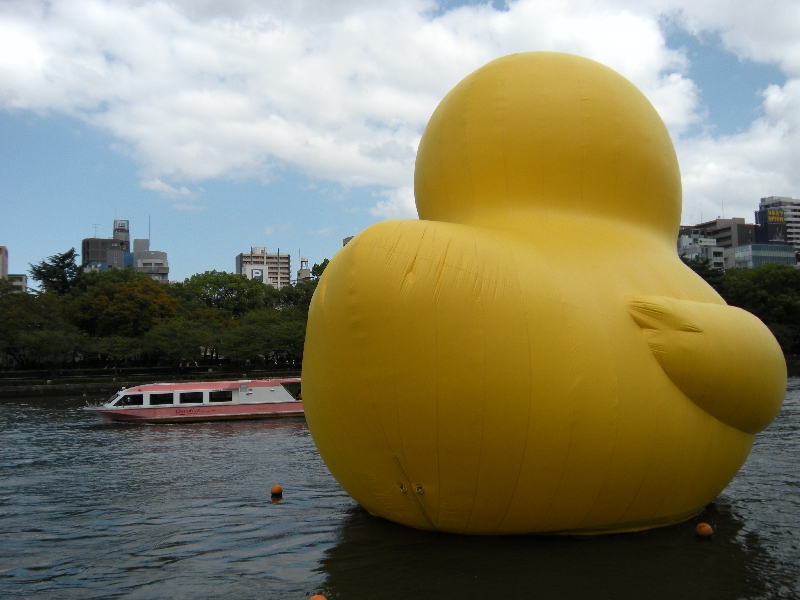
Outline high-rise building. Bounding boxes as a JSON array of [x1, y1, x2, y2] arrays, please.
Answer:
[[679, 218, 755, 250], [754, 206, 789, 244], [81, 220, 168, 281], [133, 239, 169, 282], [679, 218, 756, 269], [1, 247, 28, 292], [734, 244, 796, 269], [81, 219, 131, 268], [8, 274, 27, 292], [759, 196, 800, 254], [677, 233, 725, 269], [0, 246, 7, 280], [235, 247, 291, 289]]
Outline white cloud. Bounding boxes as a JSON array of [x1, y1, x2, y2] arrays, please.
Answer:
[[371, 186, 417, 219], [171, 202, 205, 211], [677, 78, 800, 222], [140, 178, 195, 198], [264, 223, 291, 235], [0, 0, 798, 221], [311, 226, 336, 235], [653, 0, 800, 76]]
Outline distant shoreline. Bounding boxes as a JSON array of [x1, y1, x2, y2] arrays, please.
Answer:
[[3, 359, 797, 398], [0, 369, 302, 398]]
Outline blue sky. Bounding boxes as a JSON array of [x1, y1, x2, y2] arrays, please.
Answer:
[[0, 111, 378, 278], [1, 1, 798, 282]]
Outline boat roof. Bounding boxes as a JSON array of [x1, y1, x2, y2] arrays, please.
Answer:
[[119, 378, 300, 394]]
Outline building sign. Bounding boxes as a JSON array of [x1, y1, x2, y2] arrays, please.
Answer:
[[252, 269, 264, 281], [767, 209, 784, 223]]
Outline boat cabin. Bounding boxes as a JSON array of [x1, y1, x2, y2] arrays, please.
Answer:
[[106, 379, 301, 409]]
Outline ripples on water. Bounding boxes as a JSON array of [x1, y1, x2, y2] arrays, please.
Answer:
[[1, 382, 799, 599]]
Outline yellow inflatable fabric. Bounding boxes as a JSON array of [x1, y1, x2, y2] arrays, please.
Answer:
[[302, 52, 787, 534]]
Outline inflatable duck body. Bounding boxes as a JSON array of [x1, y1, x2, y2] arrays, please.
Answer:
[[302, 52, 786, 534]]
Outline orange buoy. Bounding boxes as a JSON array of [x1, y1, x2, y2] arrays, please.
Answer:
[[309, 595, 327, 600], [270, 485, 283, 496], [695, 522, 713, 537]]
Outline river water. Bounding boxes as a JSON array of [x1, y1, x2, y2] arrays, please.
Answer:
[[2, 382, 799, 599]]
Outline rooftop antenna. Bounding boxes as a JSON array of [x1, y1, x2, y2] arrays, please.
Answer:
[[722, 198, 725, 219], [92, 223, 99, 237], [149, 215, 151, 242]]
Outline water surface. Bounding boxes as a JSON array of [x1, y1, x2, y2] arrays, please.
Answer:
[[2, 382, 799, 598]]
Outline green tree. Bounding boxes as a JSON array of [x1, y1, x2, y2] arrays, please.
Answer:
[[224, 307, 307, 364], [68, 266, 153, 294], [0, 291, 82, 366], [0, 278, 18, 298], [311, 258, 330, 279], [277, 279, 318, 312], [29, 248, 82, 295], [144, 318, 207, 361], [170, 271, 279, 316], [68, 277, 179, 337], [85, 335, 144, 365], [719, 264, 800, 353], [680, 255, 725, 294]]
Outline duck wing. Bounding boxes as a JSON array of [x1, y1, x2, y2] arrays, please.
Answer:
[[627, 295, 786, 434]]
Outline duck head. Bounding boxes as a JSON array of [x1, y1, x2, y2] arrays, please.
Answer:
[[415, 52, 681, 247]]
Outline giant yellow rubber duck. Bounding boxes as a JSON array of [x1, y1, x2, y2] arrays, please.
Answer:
[[302, 52, 786, 534]]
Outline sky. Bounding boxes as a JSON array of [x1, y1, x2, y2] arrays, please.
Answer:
[[1, 0, 799, 283]]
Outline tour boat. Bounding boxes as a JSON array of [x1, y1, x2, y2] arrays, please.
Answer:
[[85, 378, 303, 423]]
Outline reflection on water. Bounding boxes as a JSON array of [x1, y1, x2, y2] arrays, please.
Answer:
[[1, 382, 799, 599], [320, 501, 772, 600]]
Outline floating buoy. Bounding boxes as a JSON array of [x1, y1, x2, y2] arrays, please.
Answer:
[[270, 485, 283, 497], [695, 522, 713, 537], [309, 595, 327, 600]]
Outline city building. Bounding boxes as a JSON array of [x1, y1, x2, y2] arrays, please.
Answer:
[[677, 233, 725, 269], [754, 206, 789, 245], [235, 247, 291, 289], [81, 219, 131, 269], [734, 244, 797, 269], [81, 220, 169, 281], [680, 203, 799, 270], [343, 236, 354, 246], [0, 245, 7, 279], [679, 218, 755, 251], [297, 257, 312, 282], [8, 274, 27, 292], [759, 196, 800, 254], [133, 239, 169, 282], [0, 246, 27, 292]]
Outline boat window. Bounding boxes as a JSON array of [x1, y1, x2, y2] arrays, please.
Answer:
[[117, 394, 143, 407], [209, 390, 233, 403], [150, 393, 174, 405], [180, 392, 204, 404]]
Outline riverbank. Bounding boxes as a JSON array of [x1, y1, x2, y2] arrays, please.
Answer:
[[0, 367, 302, 397]]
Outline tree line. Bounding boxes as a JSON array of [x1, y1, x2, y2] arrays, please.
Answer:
[[0, 249, 330, 368], [681, 257, 800, 354], [3, 249, 799, 368]]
